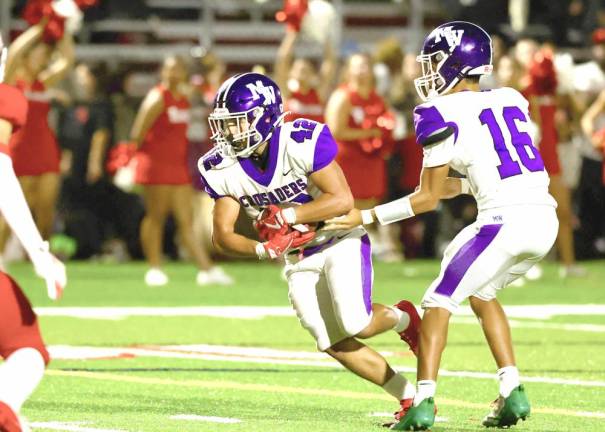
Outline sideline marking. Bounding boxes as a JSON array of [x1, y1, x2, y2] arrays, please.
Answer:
[[30, 421, 127, 432], [44, 370, 605, 420], [48, 345, 605, 388], [170, 414, 241, 423]]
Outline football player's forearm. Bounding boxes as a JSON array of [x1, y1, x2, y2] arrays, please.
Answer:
[[294, 192, 353, 224], [213, 231, 259, 257], [410, 190, 440, 213], [441, 178, 463, 199], [0, 155, 45, 258]]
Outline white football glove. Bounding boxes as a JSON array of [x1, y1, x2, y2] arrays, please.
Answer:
[[30, 242, 67, 300]]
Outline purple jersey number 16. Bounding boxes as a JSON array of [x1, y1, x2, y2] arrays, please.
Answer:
[[479, 107, 545, 179]]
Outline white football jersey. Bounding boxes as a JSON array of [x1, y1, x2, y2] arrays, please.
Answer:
[[414, 87, 557, 212], [198, 119, 347, 247]]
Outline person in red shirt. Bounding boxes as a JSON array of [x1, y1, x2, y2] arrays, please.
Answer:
[[274, 28, 336, 123], [0, 65, 67, 432], [130, 55, 232, 287], [3, 22, 74, 242], [520, 43, 585, 277], [325, 52, 393, 210]]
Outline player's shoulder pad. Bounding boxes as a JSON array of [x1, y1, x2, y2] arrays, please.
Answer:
[[0, 83, 28, 128], [500, 86, 530, 109], [284, 119, 338, 173], [413, 104, 458, 147], [197, 147, 233, 173]]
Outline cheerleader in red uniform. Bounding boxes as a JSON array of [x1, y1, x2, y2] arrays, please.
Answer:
[[3, 23, 73, 241], [325, 53, 394, 210], [273, 27, 336, 123], [130, 55, 232, 287], [523, 48, 584, 277]]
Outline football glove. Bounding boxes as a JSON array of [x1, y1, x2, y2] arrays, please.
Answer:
[[257, 229, 299, 259], [255, 205, 297, 238]]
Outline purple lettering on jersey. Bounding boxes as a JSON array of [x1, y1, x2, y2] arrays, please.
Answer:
[[312, 125, 338, 172], [236, 179, 310, 209], [282, 185, 294, 198], [289, 181, 301, 195], [252, 194, 263, 206], [275, 188, 287, 201], [360, 234, 373, 314], [239, 196, 252, 207], [200, 174, 224, 200], [433, 224, 503, 297], [238, 127, 281, 186], [267, 191, 280, 204], [414, 106, 458, 146]]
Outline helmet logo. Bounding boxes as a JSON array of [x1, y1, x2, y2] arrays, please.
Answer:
[[434, 26, 465, 52], [246, 81, 276, 106]]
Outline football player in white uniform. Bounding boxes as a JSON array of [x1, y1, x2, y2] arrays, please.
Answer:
[[0, 37, 67, 432], [326, 22, 558, 430], [199, 72, 422, 419]]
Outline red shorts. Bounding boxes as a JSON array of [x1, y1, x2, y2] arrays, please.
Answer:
[[0, 272, 49, 365]]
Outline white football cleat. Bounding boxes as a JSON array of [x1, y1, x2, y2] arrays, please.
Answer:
[[145, 268, 168, 286], [196, 267, 234, 286]]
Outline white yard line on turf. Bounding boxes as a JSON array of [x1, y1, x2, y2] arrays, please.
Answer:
[[451, 316, 605, 332], [44, 369, 605, 421], [170, 414, 241, 423], [48, 345, 605, 388], [34, 304, 605, 321], [30, 421, 127, 432]]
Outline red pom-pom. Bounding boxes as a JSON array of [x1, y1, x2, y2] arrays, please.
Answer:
[[528, 50, 558, 96], [21, 0, 66, 43], [105, 141, 137, 175], [22, 0, 52, 26], [275, 0, 308, 32]]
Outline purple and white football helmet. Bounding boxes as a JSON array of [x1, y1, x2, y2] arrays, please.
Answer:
[[415, 21, 493, 101], [209, 72, 285, 158]]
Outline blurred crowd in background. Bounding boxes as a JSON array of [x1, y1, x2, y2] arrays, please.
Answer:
[[2, 0, 605, 283]]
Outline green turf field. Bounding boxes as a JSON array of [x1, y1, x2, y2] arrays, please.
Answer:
[[6, 260, 605, 431]]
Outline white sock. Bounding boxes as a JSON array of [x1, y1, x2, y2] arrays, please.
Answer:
[[382, 373, 416, 400], [0, 348, 45, 412], [390, 307, 411, 333], [498, 366, 520, 398], [413, 380, 436, 406]]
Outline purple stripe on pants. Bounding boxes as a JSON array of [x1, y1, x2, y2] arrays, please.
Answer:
[[360, 234, 373, 314], [434, 224, 503, 297]]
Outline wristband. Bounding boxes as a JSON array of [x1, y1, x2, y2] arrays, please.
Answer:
[[255, 242, 268, 260], [361, 209, 375, 225], [460, 178, 472, 194], [374, 196, 415, 225], [280, 207, 297, 225]]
